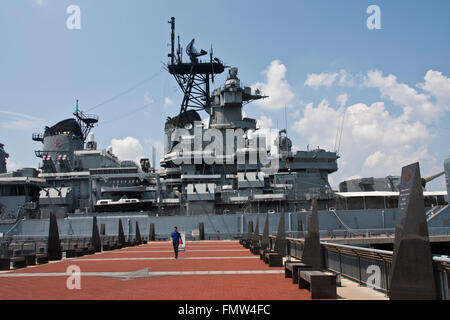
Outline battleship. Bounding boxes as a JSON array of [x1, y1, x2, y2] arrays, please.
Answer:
[[1, 6, 450, 303], [0, 17, 448, 239]]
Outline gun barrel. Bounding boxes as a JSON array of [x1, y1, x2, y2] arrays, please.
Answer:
[[424, 171, 445, 183], [421, 171, 445, 187]]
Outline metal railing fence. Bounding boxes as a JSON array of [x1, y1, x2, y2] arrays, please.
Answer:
[[266, 235, 449, 300]]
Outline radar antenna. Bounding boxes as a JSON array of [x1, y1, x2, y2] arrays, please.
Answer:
[[165, 17, 226, 127], [73, 100, 99, 140]]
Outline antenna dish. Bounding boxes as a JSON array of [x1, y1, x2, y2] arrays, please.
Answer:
[[186, 39, 207, 62]]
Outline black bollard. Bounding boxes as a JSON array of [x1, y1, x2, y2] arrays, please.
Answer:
[[47, 213, 62, 261], [247, 220, 254, 240], [264, 212, 286, 267], [301, 198, 322, 269], [118, 219, 125, 247], [149, 223, 155, 241], [91, 216, 101, 252], [250, 216, 260, 254], [135, 221, 142, 245], [274, 212, 286, 257], [261, 213, 270, 252], [199, 222, 205, 240]]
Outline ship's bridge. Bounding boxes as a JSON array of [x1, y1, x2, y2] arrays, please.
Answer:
[[43, 118, 83, 138]]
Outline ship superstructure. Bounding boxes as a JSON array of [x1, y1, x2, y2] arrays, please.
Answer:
[[0, 17, 447, 226], [29, 103, 159, 218], [157, 17, 338, 215]]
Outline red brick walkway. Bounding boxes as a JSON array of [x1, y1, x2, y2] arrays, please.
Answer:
[[0, 240, 311, 300]]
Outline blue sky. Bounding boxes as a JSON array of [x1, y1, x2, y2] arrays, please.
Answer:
[[1, 0, 449, 190]]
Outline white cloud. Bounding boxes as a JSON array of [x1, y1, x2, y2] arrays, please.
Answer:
[[110, 136, 165, 168], [256, 115, 274, 130], [417, 70, 450, 110], [292, 96, 437, 185], [336, 93, 349, 108], [362, 69, 444, 124], [0, 110, 44, 130], [144, 93, 154, 105], [362, 147, 436, 178], [338, 70, 354, 87], [6, 159, 22, 173], [251, 60, 295, 110], [293, 99, 340, 149], [305, 72, 338, 90], [250, 65, 449, 188], [290, 68, 448, 187], [290, 109, 301, 119], [305, 69, 354, 90], [164, 97, 174, 107], [33, 0, 44, 6], [110, 137, 143, 164]]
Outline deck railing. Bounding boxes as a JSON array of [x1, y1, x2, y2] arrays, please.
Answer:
[[267, 235, 450, 300]]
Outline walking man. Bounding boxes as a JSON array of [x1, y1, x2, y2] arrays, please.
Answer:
[[171, 226, 182, 259]]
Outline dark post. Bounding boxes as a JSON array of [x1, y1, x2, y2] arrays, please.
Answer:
[[91, 216, 101, 252], [100, 224, 106, 236], [253, 216, 260, 242], [261, 213, 270, 251], [274, 211, 286, 256], [389, 162, 436, 300], [118, 219, 125, 246], [47, 213, 62, 261], [297, 219, 303, 233], [149, 223, 155, 241], [301, 198, 322, 268], [135, 221, 142, 245], [247, 220, 253, 240], [199, 222, 205, 240], [250, 216, 260, 254]]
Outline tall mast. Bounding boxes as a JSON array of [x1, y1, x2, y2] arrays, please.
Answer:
[[166, 17, 226, 126], [169, 17, 175, 65]]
